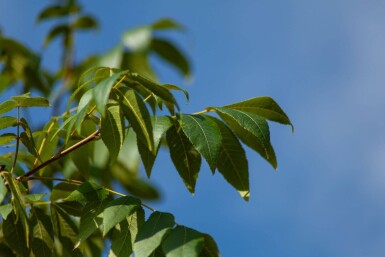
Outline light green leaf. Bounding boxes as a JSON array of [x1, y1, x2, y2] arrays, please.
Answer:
[[0, 175, 7, 204], [223, 96, 293, 131], [122, 26, 152, 52], [0, 203, 12, 219], [0, 133, 16, 145], [65, 181, 109, 202], [209, 117, 249, 200], [166, 124, 201, 193], [50, 182, 80, 201], [134, 212, 175, 257], [215, 107, 277, 169], [199, 234, 220, 257], [0, 116, 17, 130], [35, 120, 59, 162], [93, 71, 125, 116], [138, 116, 173, 177], [0, 100, 17, 115], [103, 196, 140, 236], [30, 207, 54, 257], [3, 211, 29, 257], [12, 96, 49, 107], [180, 114, 221, 173], [162, 226, 204, 257], [128, 206, 145, 245], [24, 193, 46, 202], [117, 87, 154, 151], [100, 101, 125, 161]]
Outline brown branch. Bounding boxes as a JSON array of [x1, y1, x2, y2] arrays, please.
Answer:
[[16, 129, 100, 181]]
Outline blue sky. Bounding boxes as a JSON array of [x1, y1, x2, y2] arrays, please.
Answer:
[[1, 1, 385, 256]]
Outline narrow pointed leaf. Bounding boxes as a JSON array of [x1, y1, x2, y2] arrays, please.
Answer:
[[0, 100, 17, 115], [0, 116, 17, 130], [162, 226, 204, 257], [163, 84, 189, 102], [0, 133, 16, 145], [117, 87, 154, 151], [15, 96, 49, 107], [65, 181, 109, 202], [151, 19, 183, 30], [19, 117, 39, 158], [215, 107, 277, 169], [138, 116, 173, 177], [93, 71, 125, 116], [180, 114, 221, 172], [35, 120, 59, 162], [166, 124, 201, 193], [3, 211, 29, 257], [134, 212, 175, 257], [209, 117, 249, 200], [199, 234, 220, 257], [103, 196, 140, 236], [30, 207, 54, 257], [100, 101, 125, 161], [223, 96, 293, 131], [73, 15, 98, 30], [44, 24, 70, 46], [37, 5, 81, 22]]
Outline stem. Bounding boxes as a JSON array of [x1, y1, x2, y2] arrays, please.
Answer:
[[11, 106, 20, 173], [192, 107, 214, 115], [17, 129, 100, 181]]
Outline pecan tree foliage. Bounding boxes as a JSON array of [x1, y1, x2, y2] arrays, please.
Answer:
[[0, 1, 292, 256]]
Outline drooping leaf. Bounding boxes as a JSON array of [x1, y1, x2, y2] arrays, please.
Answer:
[[100, 100, 125, 161], [44, 24, 70, 47], [19, 117, 39, 158], [103, 196, 140, 236], [223, 96, 293, 131], [166, 124, 201, 193], [199, 234, 220, 257], [0, 116, 17, 130], [0, 203, 12, 219], [214, 107, 277, 169], [30, 207, 54, 257], [0, 100, 17, 115], [93, 71, 125, 116], [65, 181, 109, 202], [152, 38, 190, 77], [163, 84, 189, 102], [162, 226, 205, 257], [3, 211, 29, 257], [134, 212, 175, 257], [179, 114, 221, 173], [209, 117, 249, 200], [116, 87, 153, 151], [137, 116, 173, 177], [73, 15, 98, 30], [0, 133, 16, 145]]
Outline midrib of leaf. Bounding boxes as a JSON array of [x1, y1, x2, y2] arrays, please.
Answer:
[[221, 143, 246, 191], [232, 106, 287, 120], [116, 224, 131, 255]]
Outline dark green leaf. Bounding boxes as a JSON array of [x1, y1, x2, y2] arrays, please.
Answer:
[[162, 226, 204, 257], [180, 114, 221, 172], [109, 219, 133, 257], [12, 95, 49, 107], [20, 131, 39, 159], [65, 181, 109, 202], [134, 212, 175, 257], [152, 18, 184, 30], [0, 203, 12, 219], [166, 123, 201, 193], [3, 211, 29, 257], [116, 87, 154, 151], [44, 24, 70, 47], [73, 15, 98, 30], [199, 234, 220, 257], [163, 84, 189, 102], [55, 201, 83, 217], [100, 101, 125, 161], [0, 116, 17, 130], [215, 107, 277, 169], [152, 38, 190, 77], [37, 4, 81, 22], [223, 96, 293, 131], [50, 182, 80, 201], [103, 196, 140, 236], [210, 117, 249, 200], [0, 133, 16, 145], [30, 207, 54, 257], [0, 100, 17, 115]]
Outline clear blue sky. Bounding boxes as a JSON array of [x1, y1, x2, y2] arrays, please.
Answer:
[[1, 1, 385, 256]]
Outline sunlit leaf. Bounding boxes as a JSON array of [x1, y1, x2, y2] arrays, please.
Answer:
[[0, 133, 16, 145], [50, 182, 80, 201], [30, 207, 54, 257], [24, 193, 46, 202], [12, 95, 49, 107], [0, 100, 17, 115], [180, 114, 221, 173], [35, 120, 59, 163], [0, 116, 17, 130], [166, 124, 201, 193], [0, 203, 12, 219], [134, 212, 175, 257], [162, 226, 204, 257]]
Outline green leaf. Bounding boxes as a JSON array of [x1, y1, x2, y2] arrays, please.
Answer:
[[152, 39, 190, 77], [166, 124, 201, 193], [151, 18, 183, 30], [214, 107, 277, 169], [128, 207, 145, 244], [30, 207, 54, 257], [163, 84, 189, 102], [0, 175, 8, 204], [20, 131, 39, 159], [12, 96, 49, 107], [44, 24, 70, 47], [0, 133, 16, 145], [223, 96, 293, 131], [134, 212, 175, 257], [209, 117, 249, 200], [0, 203, 12, 219], [138, 116, 173, 177], [109, 219, 133, 257], [117, 87, 153, 150], [0, 100, 17, 115], [73, 15, 98, 30], [0, 116, 17, 130], [50, 182, 80, 201], [180, 114, 221, 173], [24, 193, 46, 202], [122, 26, 152, 52], [103, 196, 140, 236], [199, 234, 220, 257], [100, 100, 125, 161], [65, 181, 109, 202], [162, 226, 204, 257], [93, 71, 125, 116], [37, 4, 81, 22], [3, 211, 29, 257], [35, 120, 59, 162]]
